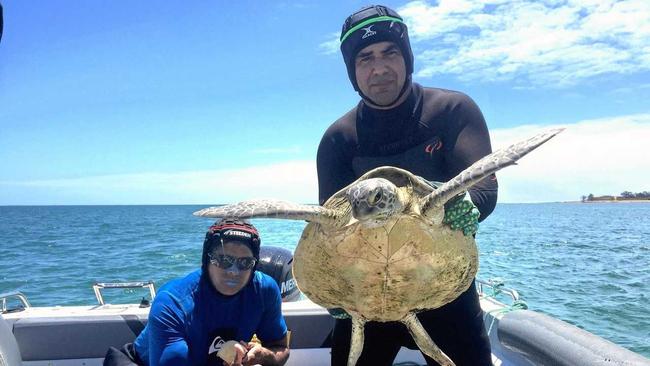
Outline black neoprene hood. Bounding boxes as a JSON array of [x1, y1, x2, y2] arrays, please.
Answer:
[[340, 5, 414, 92], [201, 218, 261, 272]]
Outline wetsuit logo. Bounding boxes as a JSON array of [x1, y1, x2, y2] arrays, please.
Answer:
[[424, 137, 443, 157], [361, 25, 377, 39], [208, 336, 226, 355]]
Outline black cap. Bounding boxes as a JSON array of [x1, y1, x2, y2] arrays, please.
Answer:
[[201, 218, 261, 272], [340, 5, 414, 92]]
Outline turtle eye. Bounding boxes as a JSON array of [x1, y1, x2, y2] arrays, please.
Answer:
[[368, 189, 382, 205]]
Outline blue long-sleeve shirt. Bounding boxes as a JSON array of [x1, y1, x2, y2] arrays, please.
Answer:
[[134, 270, 287, 366]]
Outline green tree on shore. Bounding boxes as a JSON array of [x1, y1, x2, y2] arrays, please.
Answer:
[[582, 191, 650, 201]]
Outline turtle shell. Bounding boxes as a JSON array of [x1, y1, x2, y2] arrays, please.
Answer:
[[292, 167, 478, 322]]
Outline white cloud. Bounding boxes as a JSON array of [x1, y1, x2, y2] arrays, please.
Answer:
[[0, 161, 318, 205], [318, 32, 340, 55], [2, 114, 648, 205], [398, 0, 650, 86], [490, 113, 650, 202]]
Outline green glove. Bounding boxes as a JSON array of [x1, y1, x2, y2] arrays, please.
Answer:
[[443, 192, 480, 236], [328, 307, 351, 319]]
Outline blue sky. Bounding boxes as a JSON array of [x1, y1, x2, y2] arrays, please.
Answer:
[[1, 0, 649, 205]]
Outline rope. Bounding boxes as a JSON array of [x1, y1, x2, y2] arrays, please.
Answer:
[[485, 299, 528, 336], [481, 279, 528, 336], [479, 278, 506, 298]]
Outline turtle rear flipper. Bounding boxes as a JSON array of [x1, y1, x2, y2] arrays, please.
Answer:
[[402, 313, 455, 366], [347, 316, 367, 366], [193, 199, 347, 227]]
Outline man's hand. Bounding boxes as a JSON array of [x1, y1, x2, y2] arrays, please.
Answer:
[[221, 341, 249, 366], [230, 334, 289, 366], [443, 192, 480, 236], [242, 342, 266, 365]]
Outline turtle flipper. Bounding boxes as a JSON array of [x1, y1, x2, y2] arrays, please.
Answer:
[[402, 313, 455, 366], [421, 128, 563, 219], [193, 199, 348, 227], [347, 316, 366, 366]]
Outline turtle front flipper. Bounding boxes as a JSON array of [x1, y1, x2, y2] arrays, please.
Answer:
[[402, 312, 455, 366], [420, 128, 563, 220], [193, 199, 349, 227], [348, 316, 366, 366]]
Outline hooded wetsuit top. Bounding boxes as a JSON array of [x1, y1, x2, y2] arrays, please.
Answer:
[[317, 83, 496, 365], [133, 270, 287, 366], [317, 83, 497, 218]]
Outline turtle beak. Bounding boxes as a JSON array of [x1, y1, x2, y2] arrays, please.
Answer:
[[352, 200, 390, 224], [351, 200, 376, 221]]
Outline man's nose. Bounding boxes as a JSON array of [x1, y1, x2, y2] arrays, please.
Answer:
[[371, 60, 390, 75]]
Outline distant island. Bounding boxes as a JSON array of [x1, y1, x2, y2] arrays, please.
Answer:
[[582, 191, 650, 202]]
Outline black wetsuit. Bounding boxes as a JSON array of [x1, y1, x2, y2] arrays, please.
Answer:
[[317, 83, 497, 366]]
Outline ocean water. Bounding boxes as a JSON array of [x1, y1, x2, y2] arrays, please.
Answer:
[[1, 203, 648, 357]]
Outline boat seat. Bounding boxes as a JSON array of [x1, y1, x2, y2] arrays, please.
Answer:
[[7, 305, 334, 363], [11, 314, 147, 362], [283, 311, 334, 349], [0, 314, 22, 366]]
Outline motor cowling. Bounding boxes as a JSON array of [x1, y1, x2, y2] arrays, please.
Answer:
[[257, 246, 301, 302]]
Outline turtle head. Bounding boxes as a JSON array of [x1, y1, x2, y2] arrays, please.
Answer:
[[346, 178, 403, 227]]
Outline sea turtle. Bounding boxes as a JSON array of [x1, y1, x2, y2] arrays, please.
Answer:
[[194, 128, 563, 366]]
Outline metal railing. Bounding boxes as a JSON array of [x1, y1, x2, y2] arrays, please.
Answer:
[[0, 291, 31, 313], [92, 281, 156, 305], [476, 278, 521, 302]]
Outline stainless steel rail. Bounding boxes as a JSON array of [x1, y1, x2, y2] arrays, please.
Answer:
[[0, 291, 31, 313], [92, 281, 156, 305], [476, 278, 521, 302]]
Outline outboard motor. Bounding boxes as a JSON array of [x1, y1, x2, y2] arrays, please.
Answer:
[[257, 246, 301, 302]]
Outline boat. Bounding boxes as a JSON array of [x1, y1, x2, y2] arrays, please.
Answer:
[[2, 247, 649, 366]]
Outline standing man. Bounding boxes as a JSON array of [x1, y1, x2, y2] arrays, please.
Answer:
[[317, 5, 497, 366], [104, 219, 290, 366]]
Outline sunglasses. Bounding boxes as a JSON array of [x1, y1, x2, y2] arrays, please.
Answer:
[[209, 253, 256, 271]]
